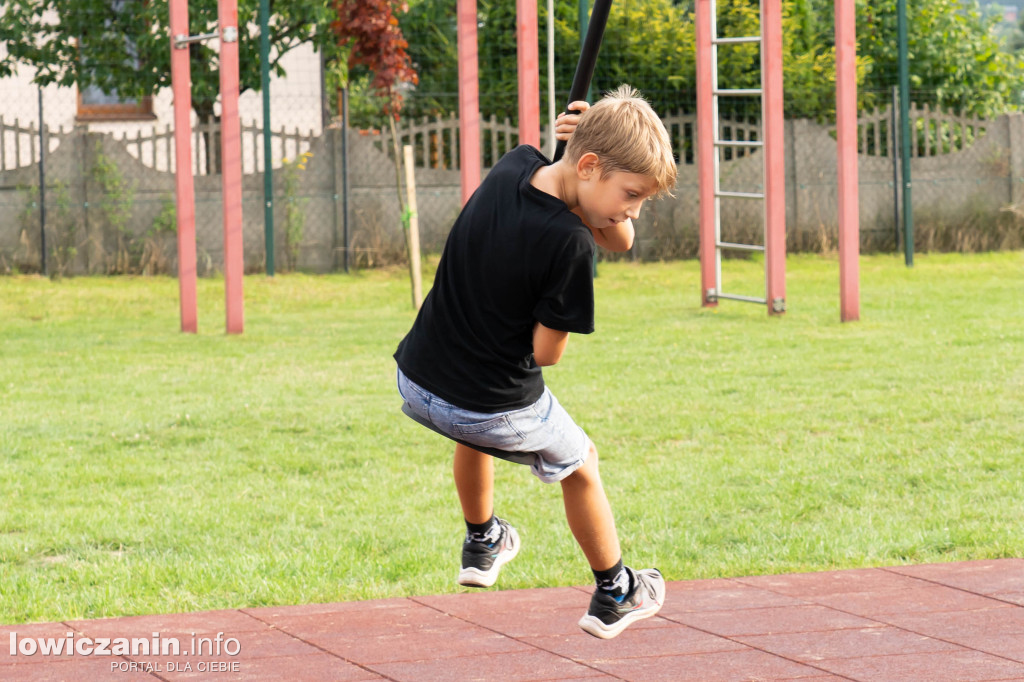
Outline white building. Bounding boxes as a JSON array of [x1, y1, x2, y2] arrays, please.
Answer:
[[1, 31, 325, 173]]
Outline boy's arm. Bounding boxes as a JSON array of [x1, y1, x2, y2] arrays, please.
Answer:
[[571, 207, 635, 252], [587, 218, 635, 252], [533, 321, 570, 366]]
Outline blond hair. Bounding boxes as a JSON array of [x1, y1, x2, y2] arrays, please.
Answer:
[[563, 85, 677, 196]]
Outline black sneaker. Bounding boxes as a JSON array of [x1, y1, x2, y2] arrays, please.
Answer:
[[578, 567, 665, 639], [457, 518, 520, 588]]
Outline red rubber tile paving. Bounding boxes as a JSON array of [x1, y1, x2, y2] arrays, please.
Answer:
[[812, 650, 1024, 682], [586, 648, 833, 681], [521, 626, 748, 661], [791, 584, 1009, 617], [735, 567, 926, 598], [658, 582, 808, 615], [5, 559, 1024, 681], [991, 592, 1024, 606], [734, 627, 961, 662], [888, 559, 1024, 596]]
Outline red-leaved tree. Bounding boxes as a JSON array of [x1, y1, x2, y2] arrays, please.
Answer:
[[331, 0, 419, 117], [332, 0, 420, 305]]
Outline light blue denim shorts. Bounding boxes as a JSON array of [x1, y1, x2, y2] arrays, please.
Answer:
[[397, 368, 590, 484]]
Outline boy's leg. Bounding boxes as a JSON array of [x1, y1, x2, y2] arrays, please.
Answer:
[[558, 442, 621, 572], [453, 443, 494, 524], [453, 443, 520, 588], [563, 441, 666, 640]]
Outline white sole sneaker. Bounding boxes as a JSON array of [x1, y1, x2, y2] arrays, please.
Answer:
[[578, 568, 666, 639], [457, 521, 520, 588]]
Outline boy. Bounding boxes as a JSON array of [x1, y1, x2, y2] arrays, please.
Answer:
[[395, 85, 677, 640]]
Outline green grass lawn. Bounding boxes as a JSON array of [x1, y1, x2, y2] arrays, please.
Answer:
[[2, 252, 1022, 625]]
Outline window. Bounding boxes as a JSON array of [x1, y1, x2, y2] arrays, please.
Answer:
[[75, 0, 154, 121], [77, 86, 153, 121]]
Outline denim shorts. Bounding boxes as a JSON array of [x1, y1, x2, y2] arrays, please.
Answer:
[[397, 368, 590, 484]]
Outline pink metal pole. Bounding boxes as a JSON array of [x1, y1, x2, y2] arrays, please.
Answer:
[[218, 0, 244, 334], [762, 0, 786, 315], [695, 0, 716, 307], [516, 0, 541, 149], [170, 0, 197, 333], [836, 0, 861, 322], [457, 0, 481, 205]]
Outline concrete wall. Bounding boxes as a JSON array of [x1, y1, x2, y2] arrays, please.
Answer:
[[2, 110, 1022, 275]]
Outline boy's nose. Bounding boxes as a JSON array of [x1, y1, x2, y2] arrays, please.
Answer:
[[626, 200, 644, 220]]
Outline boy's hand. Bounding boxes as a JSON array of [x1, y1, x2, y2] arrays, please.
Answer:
[[555, 101, 590, 141]]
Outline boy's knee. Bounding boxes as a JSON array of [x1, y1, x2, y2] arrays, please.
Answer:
[[564, 440, 599, 484]]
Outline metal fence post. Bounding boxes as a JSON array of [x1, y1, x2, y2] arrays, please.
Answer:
[[342, 87, 350, 273], [37, 86, 47, 277], [260, 0, 274, 277], [891, 86, 901, 251], [898, 0, 914, 266]]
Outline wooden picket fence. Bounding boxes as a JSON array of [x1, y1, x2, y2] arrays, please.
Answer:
[[855, 103, 985, 158], [0, 104, 990, 176], [110, 121, 314, 175]]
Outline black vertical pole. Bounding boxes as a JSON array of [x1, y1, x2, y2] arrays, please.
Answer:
[[578, 0, 591, 103], [891, 85, 901, 251], [553, 0, 613, 161], [320, 50, 331, 130], [898, 0, 913, 266], [260, 0, 275, 276], [342, 86, 350, 274], [38, 86, 47, 277]]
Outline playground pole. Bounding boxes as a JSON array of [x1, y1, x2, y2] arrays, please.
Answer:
[[762, 0, 786, 315], [169, 0, 198, 333], [836, 0, 860, 322], [695, 0, 716, 308], [218, 0, 244, 334], [259, 0, 274, 277], [578, 0, 593, 102], [38, 87, 47, 278], [547, 0, 556, 157], [457, 0, 481, 204], [553, 0, 611, 162], [898, 0, 914, 266], [517, 0, 540, 148]]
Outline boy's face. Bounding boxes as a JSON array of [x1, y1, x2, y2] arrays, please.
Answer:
[[575, 159, 659, 229]]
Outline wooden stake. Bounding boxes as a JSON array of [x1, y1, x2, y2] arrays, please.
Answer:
[[403, 145, 423, 310]]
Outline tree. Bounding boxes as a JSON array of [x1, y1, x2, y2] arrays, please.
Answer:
[[400, 0, 694, 124], [330, 0, 419, 305], [858, 0, 1024, 117], [395, 0, 1024, 126], [397, 0, 840, 122], [594, 0, 696, 113], [331, 0, 418, 114], [781, 0, 850, 120], [0, 0, 333, 127]]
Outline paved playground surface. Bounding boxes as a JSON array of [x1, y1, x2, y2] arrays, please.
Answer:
[[3, 558, 1024, 681]]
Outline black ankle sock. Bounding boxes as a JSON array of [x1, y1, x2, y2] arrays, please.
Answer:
[[593, 560, 633, 600], [465, 515, 497, 541]]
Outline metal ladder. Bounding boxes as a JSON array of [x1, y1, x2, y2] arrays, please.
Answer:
[[697, 0, 786, 314]]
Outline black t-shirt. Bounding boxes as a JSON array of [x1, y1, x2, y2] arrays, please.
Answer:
[[394, 145, 595, 412]]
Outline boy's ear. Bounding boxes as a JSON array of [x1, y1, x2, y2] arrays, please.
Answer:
[[576, 152, 601, 179]]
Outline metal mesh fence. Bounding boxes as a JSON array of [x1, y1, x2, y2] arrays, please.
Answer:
[[2, 0, 1024, 277]]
